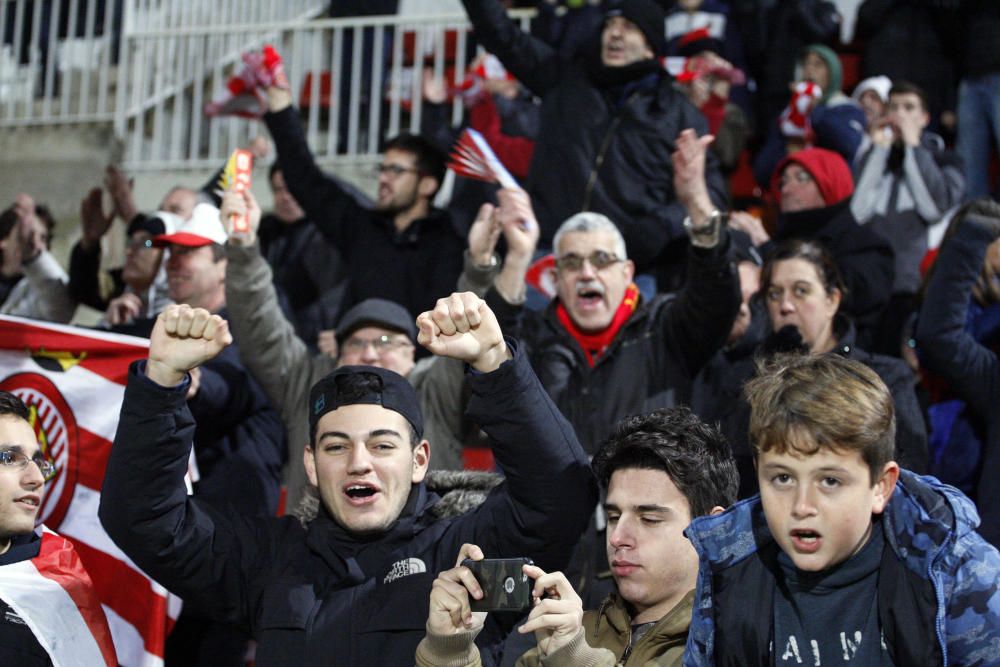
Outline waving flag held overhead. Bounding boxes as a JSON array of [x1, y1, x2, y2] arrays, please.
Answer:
[[448, 128, 520, 190], [0, 315, 177, 667]]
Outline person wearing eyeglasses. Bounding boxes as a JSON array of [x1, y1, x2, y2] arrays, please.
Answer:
[[259, 60, 465, 321], [486, 129, 738, 458], [476, 130, 738, 615], [0, 390, 118, 666], [728, 147, 896, 351]]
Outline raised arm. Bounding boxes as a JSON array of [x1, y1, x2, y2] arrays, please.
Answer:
[[99, 306, 268, 624], [916, 214, 1000, 417], [418, 293, 596, 570], [459, 0, 564, 96], [667, 129, 741, 377], [262, 83, 364, 250]]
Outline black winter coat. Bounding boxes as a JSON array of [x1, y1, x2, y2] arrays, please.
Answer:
[[264, 107, 465, 320], [916, 215, 1000, 547], [460, 0, 729, 272], [99, 343, 596, 666], [107, 312, 287, 517], [488, 241, 739, 454]]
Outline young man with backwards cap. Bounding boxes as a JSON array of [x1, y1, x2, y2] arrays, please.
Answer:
[[457, 0, 728, 272], [222, 187, 500, 510], [99, 292, 596, 665]]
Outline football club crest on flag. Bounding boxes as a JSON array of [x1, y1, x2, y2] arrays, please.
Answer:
[[0, 315, 177, 667]]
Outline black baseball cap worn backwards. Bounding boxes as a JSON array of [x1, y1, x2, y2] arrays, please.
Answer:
[[308, 365, 424, 440]]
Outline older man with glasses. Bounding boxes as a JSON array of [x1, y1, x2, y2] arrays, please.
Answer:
[[480, 129, 740, 609]]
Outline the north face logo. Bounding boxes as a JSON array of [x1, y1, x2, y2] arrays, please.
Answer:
[[384, 557, 427, 584]]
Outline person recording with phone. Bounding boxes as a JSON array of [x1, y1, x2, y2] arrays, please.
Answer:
[[416, 407, 737, 667]]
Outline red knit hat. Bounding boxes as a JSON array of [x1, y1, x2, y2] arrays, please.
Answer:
[[771, 148, 854, 206]]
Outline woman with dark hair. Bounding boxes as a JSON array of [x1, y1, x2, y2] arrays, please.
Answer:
[[716, 238, 928, 497]]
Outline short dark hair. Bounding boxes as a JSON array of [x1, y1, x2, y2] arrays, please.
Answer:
[[310, 372, 420, 447], [0, 391, 30, 422], [592, 407, 738, 518], [761, 238, 845, 298], [889, 80, 929, 113], [383, 133, 447, 193]]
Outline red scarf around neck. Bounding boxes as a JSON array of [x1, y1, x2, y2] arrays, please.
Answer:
[[556, 283, 640, 367]]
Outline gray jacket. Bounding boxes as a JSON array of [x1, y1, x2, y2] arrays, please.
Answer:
[[225, 242, 497, 508], [851, 133, 964, 293]]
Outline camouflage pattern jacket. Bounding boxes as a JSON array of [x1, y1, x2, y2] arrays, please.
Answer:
[[682, 471, 1000, 666]]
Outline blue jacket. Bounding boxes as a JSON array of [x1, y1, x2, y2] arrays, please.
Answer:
[[683, 471, 1000, 666], [99, 342, 596, 666]]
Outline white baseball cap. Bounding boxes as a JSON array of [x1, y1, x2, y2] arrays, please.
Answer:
[[153, 202, 226, 247]]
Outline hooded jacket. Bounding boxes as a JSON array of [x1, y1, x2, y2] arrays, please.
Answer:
[[683, 471, 1000, 666], [99, 342, 596, 666], [459, 0, 728, 272]]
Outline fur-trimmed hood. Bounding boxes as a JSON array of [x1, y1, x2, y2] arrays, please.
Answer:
[[291, 469, 503, 526]]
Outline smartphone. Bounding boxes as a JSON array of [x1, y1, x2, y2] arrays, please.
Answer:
[[462, 557, 534, 613]]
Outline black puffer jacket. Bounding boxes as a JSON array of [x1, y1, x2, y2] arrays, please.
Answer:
[[460, 0, 728, 271], [488, 241, 739, 454], [99, 343, 596, 667]]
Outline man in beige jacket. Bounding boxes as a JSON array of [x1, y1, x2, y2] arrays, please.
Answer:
[[416, 408, 737, 666]]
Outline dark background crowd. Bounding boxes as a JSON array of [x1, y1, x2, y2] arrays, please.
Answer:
[[2, 0, 1000, 665]]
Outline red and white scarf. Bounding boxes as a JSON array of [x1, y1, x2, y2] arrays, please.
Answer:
[[0, 527, 117, 666], [556, 283, 641, 367]]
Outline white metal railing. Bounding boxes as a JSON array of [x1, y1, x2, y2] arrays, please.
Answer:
[[0, 0, 325, 127], [116, 9, 535, 172], [0, 1, 535, 172]]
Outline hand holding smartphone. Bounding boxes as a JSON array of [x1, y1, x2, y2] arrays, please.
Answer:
[[462, 557, 534, 613]]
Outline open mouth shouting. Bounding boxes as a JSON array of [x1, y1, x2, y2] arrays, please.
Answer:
[[790, 528, 823, 554], [575, 283, 606, 311], [343, 482, 381, 506]]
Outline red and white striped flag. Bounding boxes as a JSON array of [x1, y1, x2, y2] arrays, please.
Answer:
[[0, 314, 177, 667]]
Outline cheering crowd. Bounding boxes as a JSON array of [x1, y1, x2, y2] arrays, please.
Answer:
[[2, 0, 1000, 665]]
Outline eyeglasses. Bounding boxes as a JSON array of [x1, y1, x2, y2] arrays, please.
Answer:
[[555, 251, 622, 272], [779, 168, 814, 189], [373, 164, 421, 179], [0, 449, 56, 480], [342, 335, 413, 355]]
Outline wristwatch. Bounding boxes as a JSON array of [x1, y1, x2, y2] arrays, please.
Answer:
[[683, 209, 727, 248]]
